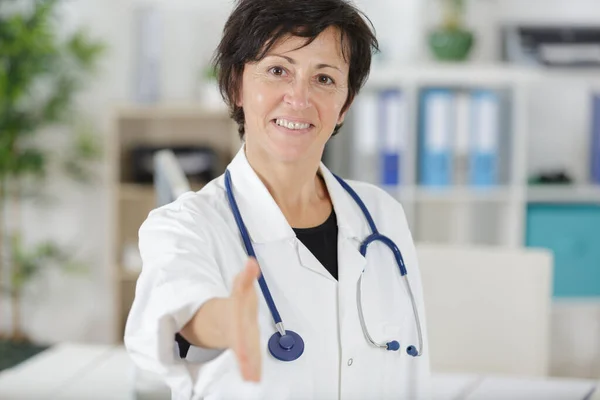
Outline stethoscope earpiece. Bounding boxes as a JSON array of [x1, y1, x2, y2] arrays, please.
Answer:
[[268, 330, 305, 362], [386, 341, 400, 351], [406, 345, 419, 357]]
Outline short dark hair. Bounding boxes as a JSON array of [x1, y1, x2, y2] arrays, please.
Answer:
[[212, 0, 379, 139]]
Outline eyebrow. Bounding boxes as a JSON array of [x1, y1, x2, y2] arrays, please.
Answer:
[[267, 54, 342, 72]]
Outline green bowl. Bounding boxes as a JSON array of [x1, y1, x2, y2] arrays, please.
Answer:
[[428, 29, 474, 62]]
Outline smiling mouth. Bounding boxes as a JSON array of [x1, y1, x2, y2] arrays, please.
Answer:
[[271, 119, 315, 132]]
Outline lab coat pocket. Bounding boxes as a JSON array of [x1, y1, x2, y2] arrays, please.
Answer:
[[379, 322, 405, 398], [379, 320, 423, 400]]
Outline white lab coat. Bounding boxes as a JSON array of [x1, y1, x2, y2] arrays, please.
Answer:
[[125, 147, 431, 400]]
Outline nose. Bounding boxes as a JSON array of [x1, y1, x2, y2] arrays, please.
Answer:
[[283, 78, 310, 110]]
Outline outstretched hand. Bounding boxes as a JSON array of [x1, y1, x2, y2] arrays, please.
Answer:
[[229, 257, 262, 382]]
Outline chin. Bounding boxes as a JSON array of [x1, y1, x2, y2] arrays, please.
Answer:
[[264, 132, 322, 164]]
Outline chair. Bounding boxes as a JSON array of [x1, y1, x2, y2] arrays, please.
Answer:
[[416, 243, 553, 377], [153, 149, 191, 207]]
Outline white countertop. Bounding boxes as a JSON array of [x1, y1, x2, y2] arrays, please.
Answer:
[[0, 343, 597, 400]]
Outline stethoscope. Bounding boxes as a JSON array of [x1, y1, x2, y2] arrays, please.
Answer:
[[224, 169, 424, 362]]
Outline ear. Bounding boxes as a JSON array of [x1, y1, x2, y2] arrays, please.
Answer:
[[337, 109, 348, 125], [234, 67, 244, 107]]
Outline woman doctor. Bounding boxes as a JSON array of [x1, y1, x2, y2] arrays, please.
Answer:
[[125, 0, 431, 398]]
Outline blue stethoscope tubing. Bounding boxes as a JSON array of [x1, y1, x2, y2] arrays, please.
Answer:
[[224, 169, 424, 362]]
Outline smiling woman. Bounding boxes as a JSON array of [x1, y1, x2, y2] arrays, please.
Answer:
[[124, 1, 432, 399]]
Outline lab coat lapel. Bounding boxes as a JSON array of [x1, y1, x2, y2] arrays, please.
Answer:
[[318, 164, 369, 282], [225, 147, 295, 244], [293, 237, 338, 281], [225, 148, 369, 282], [224, 148, 341, 281], [294, 164, 371, 282]]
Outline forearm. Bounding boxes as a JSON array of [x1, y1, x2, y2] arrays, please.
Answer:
[[180, 298, 232, 349]]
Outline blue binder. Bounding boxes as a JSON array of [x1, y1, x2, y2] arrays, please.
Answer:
[[469, 90, 500, 186], [591, 94, 600, 184], [378, 89, 405, 186], [418, 89, 454, 186]]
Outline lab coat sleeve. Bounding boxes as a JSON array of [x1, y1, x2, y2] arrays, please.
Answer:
[[124, 197, 230, 400]]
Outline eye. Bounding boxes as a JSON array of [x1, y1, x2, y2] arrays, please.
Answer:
[[317, 75, 334, 85], [269, 66, 286, 76]]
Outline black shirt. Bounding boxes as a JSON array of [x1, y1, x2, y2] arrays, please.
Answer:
[[175, 208, 339, 358], [292, 208, 339, 280]]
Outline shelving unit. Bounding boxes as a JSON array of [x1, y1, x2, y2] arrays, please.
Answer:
[[108, 104, 240, 343], [330, 63, 534, 248], [327, 63, 600, 298]]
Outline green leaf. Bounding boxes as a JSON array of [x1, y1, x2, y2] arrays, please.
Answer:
[[13, 148, 46, 177], [41, 75, 77, 123], [67, 30, 106, 71], [9, 235, 89, 291], [62, 121, 102, 183]]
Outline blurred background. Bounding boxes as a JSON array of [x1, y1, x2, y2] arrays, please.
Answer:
[[1, 0, 600, 398]]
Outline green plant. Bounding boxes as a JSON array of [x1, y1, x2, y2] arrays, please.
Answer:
[[0, 0, 105, 341], [441, 0, 466, 30]]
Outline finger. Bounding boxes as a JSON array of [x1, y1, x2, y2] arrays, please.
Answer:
[[245, 257, 261, 280], [235, 336, 261, 382], [240, 352, 261, 382]]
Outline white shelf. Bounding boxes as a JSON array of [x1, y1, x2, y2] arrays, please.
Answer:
[[415, 186, 514, 203], [367, 63, 538, 88], [366, 63, 600, 89], [527, 185, 600, 204], [385, 185, 515, 203], [388, 184, 600, 204]]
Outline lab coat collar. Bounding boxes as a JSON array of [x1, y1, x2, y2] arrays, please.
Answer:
[[225, 146, 369, 244]]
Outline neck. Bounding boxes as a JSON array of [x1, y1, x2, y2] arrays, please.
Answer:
[[244, 142, 331, 228]]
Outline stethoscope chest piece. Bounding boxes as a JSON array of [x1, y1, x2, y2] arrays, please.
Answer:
[[268, 330, 304, 361]]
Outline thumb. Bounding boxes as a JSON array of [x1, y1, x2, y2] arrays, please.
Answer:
[[236, 257, 261, 292]]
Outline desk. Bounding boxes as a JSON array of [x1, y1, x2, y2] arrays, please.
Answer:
[[0, 343, 597, 400], [435, 373, 598, 400]]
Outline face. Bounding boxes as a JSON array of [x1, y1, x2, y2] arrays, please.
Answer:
[[238, 26, 350, 166]]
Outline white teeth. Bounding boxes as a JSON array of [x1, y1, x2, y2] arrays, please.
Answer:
[[275, 119, 310, 130]]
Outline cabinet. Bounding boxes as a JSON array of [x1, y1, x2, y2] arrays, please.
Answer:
[[526, 204, 600, 297], [108, 105, 240, 342]]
